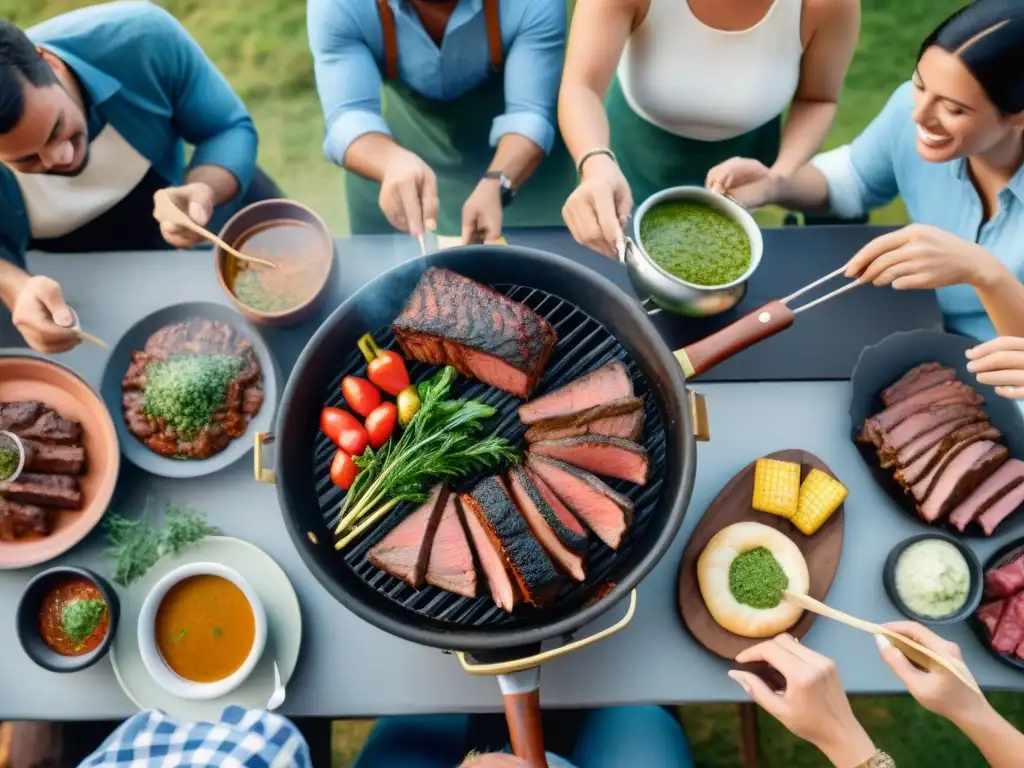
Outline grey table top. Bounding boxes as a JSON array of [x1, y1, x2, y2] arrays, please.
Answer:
[[1, 234, 1020, 722]]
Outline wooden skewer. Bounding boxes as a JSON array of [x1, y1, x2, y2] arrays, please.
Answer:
[[784, 590, 981, 693], [75, 329, 109, 351], [153, 190, 276, 269]]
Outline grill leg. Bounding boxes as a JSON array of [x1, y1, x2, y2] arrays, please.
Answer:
[[740, 703, 760, 768]]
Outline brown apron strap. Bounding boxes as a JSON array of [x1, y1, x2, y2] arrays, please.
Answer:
[[483, 0, 504, 70], [377, 0, 400, 81]]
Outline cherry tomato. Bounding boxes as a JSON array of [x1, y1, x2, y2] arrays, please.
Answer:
[[341, 376, 382, 418], [365, 402, 398, 449], [320, 407, 370, 456], [330, 450, 359, 490], [358, 334, 411, 396]]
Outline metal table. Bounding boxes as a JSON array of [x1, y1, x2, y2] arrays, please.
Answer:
[[3, 228, 1018, 723]]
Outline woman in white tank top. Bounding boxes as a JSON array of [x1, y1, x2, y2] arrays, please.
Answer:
[[559, 0, 860, 256]]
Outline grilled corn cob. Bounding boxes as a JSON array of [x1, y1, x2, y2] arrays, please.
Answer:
[[793, 469, 847, 535], [752, 459, 800, 518]]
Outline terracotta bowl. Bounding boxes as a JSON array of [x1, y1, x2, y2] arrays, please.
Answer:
[[0, 356, 120, 569], [215, 199, 334, 327]]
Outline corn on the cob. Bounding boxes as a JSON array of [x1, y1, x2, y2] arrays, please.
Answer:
[[793, 469, 847, 535], [751, 459, 800, 518]]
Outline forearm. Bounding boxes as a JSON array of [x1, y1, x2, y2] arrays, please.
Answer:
[[558, 83, 612, 168], [816, 723, 877, 768], [952, 699, 1024, 767], [0, 258, 30, 310], [488, 134, 544, 188], [769, 164, 832, 212], [184, 164, 240, 207], [773, 100, 838, 178], [343, 133, 409, 184], [974, 261, 1024, 337]]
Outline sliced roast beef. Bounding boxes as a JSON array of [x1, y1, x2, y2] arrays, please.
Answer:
[[860, 381, 981, 443], [524, 397, 645, 443], [508, 465, 587, 582], [425, 493, 477, 597], [461, 495, 518, 612], [367, 486, 449, 589], [918, 442, 1008, 522], [21, 440, 86, 476], [986, 555, 1024, 598], [910, 425, 1002, 502], [462, 478, 561, 608], [976, 600, 1007, 637], [2, 473, 82, 510], [0, 402, 44, 431], [529, 436, 649, 485], [392, 267, 557, 398], [0, 499, 53, 541], [882, 363, 957, 406], [881, 412, 987, 469], [526, 453, 633, 550], [992, 593, 1024, 654], [897, 422, 997, 486], [880, 405, 985, 455], [13, 410, 82, 445], [950, 458, 1024, 533], [519, 361, 633, 425]]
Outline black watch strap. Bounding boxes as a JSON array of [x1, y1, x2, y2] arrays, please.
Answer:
[[483, 170, 516, 208]]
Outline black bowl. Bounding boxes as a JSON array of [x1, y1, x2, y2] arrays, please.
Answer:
[[968, 538, 1024, 672], [849, 329, 1024, 537], [883, 532, 983, 625], [17, 566, 120, 672]]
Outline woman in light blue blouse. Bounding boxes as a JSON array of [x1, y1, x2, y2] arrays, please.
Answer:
[[709, 0, 1024, 349]]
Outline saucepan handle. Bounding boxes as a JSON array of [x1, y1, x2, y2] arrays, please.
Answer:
[[254, 431, 277, 485], [674, 300, 795, 379], [500, 668, 548, 768], [689, 391, 710, 443]]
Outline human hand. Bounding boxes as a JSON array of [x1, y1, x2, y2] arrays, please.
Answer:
[[11, 276, 80, 354], [705, 157, 778, 209], [731, 634, 875, 767], [562, 154, 632, 258], [380, 150, 439, 237], [966, 337, 1024, 399], [459, 754, 530, 767], [461, 178, 503, 244], [154, 183, 216, 248], [844, 224, 1002, 290]]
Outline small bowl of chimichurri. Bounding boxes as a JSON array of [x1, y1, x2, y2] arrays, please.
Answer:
[[626, 187, 763, 317], [0, 430, 25, 484]]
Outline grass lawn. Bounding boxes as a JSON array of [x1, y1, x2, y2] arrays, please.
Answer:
[[4, 0, 1023, 765]]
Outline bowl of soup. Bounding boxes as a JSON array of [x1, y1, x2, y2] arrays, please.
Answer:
[[138, 562, 267, 700], [627, 186, 763, 317], [215, 199, 334, 327]]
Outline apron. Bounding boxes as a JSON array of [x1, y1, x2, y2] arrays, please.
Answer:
[[346, 0, 576, 236], [606, 75, 781, 208]]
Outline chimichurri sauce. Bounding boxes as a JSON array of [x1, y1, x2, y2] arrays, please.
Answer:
[[639, 201, 751, 287]]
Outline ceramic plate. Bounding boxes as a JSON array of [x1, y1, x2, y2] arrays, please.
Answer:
[[110, 536, 302, 719], [99, 302, 279, 478], [0, 354, 119, 569]]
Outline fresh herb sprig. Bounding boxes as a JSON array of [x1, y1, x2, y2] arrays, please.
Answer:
[[334, 366, 519, 550]]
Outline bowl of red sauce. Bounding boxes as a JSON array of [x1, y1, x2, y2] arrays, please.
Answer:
[[16, 566, 119, 672]]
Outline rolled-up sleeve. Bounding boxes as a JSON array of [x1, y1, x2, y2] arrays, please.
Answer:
[[308, 0, 390, 167], [490, 0, 565, 153], [0, 171, 29, 270]]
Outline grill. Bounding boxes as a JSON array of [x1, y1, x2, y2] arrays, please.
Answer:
[[310, 283, 667, 629]]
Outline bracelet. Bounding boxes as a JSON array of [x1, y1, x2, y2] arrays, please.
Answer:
[[857, 750, 894, 768], [575, 147, 617, 178]]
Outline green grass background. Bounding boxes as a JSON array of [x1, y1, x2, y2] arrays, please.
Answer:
[[4, 0, 1023, 764]]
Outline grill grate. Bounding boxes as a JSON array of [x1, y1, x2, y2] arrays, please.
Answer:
[[310, 283, 666, 628]]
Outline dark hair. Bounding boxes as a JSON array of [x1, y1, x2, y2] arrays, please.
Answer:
[[0, 20, 58, 134]]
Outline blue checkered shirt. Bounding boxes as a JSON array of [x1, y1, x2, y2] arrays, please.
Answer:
[[77, 707, 311, 767]]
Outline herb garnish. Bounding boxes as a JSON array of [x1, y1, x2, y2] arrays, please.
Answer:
[[0, 445, 18, 481], [144, 354, 241, 436], [211, 627, 224, 638], [171, 628, 188, 645], [729, 547, 789, 609], [61, 598, 106, 645], [334, 366, 519, 550]]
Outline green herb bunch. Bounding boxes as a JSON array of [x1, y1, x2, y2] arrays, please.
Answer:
[[144, 354, 241, 436]]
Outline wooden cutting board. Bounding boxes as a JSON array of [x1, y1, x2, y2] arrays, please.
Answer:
[[678, 449, 845, 660]]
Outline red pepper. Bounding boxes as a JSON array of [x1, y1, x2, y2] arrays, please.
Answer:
[[341, 376, 382, 418], [330, 450, 359, 489], [358, 334, 411, 396], [320, 407, 370, 456], [365, 402, 398, 450]]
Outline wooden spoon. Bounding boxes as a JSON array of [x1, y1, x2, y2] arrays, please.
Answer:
[[784, 590, 981, 693], [153, 190, 276, 269]]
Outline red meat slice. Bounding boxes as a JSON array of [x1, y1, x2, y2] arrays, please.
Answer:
[[367, 486, 449, 589], [992, 593, 1024, 654], [910, 426, 1002, 502], [950, 458, 1024, 534], [508, 465, 587, 582], [880, 405, 985, 455], [519, 361, 633, 425], [882, 412, 987, 469], [918, 442, 1008, 522], [425, 494, 478, 598], [524, 397, 645, 443], [529, 435, 650, 485], [985, 555, 1024, 599], [976, 600, 1006, 637], [882, 364, 957, 406], [461, 495, 518, 612], [898, 421, 998, 487], [860, 381, 981, 442]]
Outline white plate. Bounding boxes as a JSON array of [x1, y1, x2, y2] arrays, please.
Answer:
[[110, 536, 302, 719]]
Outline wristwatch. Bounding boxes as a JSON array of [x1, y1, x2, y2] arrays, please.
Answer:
[[483, 170, 516, 208], [857, 751, 895, 768]]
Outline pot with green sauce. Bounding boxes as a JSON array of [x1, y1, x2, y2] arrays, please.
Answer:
[[625, 186, 763, 317]]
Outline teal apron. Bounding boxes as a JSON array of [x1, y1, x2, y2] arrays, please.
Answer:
[[346, 0, 576, 236], [606, 75, 781, 207]]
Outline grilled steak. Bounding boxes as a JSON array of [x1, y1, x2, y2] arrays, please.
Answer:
[[526, 453, 633, 550], [519, 361, 633, 425], [0, 500, 53, 541], [21, 440, 86, 476], [860, 381, 981, 442], [909, 425, 1001, 502], [992, 593, 1024, 654], [986, 554, 1024, 598], [882, 363, 957, 406], [530, 435, 649, 485], [426, 494, 478, 597], [0, 401, 44, 431], [462, 477, 562, 608], [524, 397, 645, 443], [461, 495, 518, 612], [392, 267, 557, 397], [918, 442, 1008, 522], [508, 465, 587, 582], [949, 458, 1024, 533], [976, 600, 1006, 637], [881, 412, 987, 469], [2, 473, 82, 510], [897, 422, 998, 486], [14, 410, 83, 445], [367, 486, 448, 589], [880, 404, 985, 455]]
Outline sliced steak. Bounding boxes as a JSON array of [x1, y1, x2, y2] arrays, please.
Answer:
[[880, 405, 985, 456], [508, 465, 587, 582], [992, 593, 1024, 654], [860, 381, 981, 442], [21, 440, 86, 476], [882, 364, 957, 406], [2, 473, 82, 510], [950, 458, 1024, 533], [976, 600, 1007, 637], [392, 267, 557, 397], [367, 486, 449, 589], [519, 361, 633, 425], [14, 410, 82, 445], [526, 453, 633, 550], [0, 500, 53, 541], [529, 435, 649, 485], [463, 477, 562, 608], [881, 412, 987, 469], [918, 442, 1008, 522], [461, 495, 518, 612], [524, 397, 645, 443], [0, 402, 44, 431], [909, 425, 1002, 502], [897, 421, 997, 486], [985, 555, 1024, 599], [426, 494, 477, 598]]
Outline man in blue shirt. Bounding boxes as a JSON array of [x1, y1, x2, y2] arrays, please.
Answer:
[[307, 0, 576, 243], [0, 2, 280, 354]]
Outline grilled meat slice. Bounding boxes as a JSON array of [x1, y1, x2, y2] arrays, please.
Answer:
[[909, 425, 1002, 502], [986, 554, 1024, 599], [529, 436, 649, 485], [508, 465, 587, 582], [463, 477, 562, 608], [897, 422, 998, 486], [519, 361, 633, 425], [524, 397, 645, 443], [392, 267, 557, 397], [461, 495, 518, 612], [0, 500, 53, 541], [21, 440, 86, 476], [14, 410, 83, 445], [976, 600, 1007, 637], [992, 593, 1024, 654], [949, 458, 1024, 533], [2, 472, 82, 510], [881, 412, 987, 469], [526, 453, 633, 550], [426, 494, 478, 597], [367, 486, 449, 589], [0, 401, 44, 431], [918, 442, 1008, 522], [882, 364, 958, 407], [879, 405, 985, 456], [860, 381, 981, 443]]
